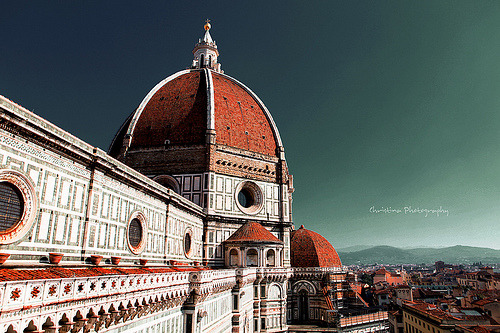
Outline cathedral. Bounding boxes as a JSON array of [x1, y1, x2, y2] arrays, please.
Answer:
[[0, 23, 387, 332]]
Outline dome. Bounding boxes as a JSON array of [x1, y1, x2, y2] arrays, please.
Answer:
[[108, 23, 290, 191], [225, 221, 283, 244], [290, 225, 342, 268], [109, 68, 283, 158]]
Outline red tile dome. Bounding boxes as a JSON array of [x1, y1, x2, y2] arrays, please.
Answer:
[[290, 225, 342, 268], [109, 69, 282, 158]]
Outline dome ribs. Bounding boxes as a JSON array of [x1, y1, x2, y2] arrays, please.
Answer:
[[109, 69, 284, 180]]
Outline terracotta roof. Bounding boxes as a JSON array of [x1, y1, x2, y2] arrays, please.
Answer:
[[129, 71, 207, 148], [225, 221, 283, 244], [394, 284, 412, 289], [109, 69, 281, 158], [472, 299, 497, 306], [290, 225, 342, 268], [349, 282, 363, 295], [0, 266, 209, 282], [212, 73, 277, 156], [413, 288, 443, 299], [406, 302, 456, 321]]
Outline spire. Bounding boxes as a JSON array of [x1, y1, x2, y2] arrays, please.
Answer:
[[202, 19, 213, 43], [192, 20, 223, 73]]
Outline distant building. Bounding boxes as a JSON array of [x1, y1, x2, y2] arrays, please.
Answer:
[[374, 268, 406, 286], [470, 299, 500, 323], [457, 269, 500, 290], [394, 285, 414, 304], [402, 301, 493, 333]]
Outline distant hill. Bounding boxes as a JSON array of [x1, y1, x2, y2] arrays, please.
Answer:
[[337, 245, 375, 252], [338, 245, 500, 265]]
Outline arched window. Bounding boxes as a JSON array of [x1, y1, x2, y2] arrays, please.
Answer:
[[246, 249, 258, 267], [230, 249, 239, 266], [200, 54, 205, 68], [298, 290, 309, 321], [153, 175, 180, 194], [266, 249, 275, 267]]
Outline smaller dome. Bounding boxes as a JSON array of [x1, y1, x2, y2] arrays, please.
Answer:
[[290, 225, 342, 268], [225, 222, 283, 244]]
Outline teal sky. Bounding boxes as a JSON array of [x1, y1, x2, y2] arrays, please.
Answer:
[[1, 1, 500, 249]]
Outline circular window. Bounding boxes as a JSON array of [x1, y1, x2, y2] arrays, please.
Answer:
[[184, 228, 193, 258], [238, 188, 254, 208], [234, 181, 263, 215], [128, 218, 142, 248], [0, 170, 37, 245], [127, 212, 147, 254], [0, 182, 24, 233]]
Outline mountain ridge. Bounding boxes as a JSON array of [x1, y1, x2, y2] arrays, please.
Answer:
[[337, 245, 500, 265]]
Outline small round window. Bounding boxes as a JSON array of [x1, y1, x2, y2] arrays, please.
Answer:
[[128, 218, 142, 248], [238, 188, 254, 208], [184, 228, 193, 258], [0, 182, 24, 233], [235, 181, 263, 215], [127, 212, 147, 254]]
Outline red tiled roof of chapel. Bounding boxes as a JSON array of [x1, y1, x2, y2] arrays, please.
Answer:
[[225, 221, 282, 244], [290, 225, 342, 268]]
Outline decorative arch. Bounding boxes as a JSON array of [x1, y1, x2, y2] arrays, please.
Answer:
[[266, 249, 276, 267], [22, 320, 38, 333], [246, 248, 258, 267], [292, 280, 316, 295], [229, 248, 239, 266], [267, 283, 282, 300], [5, 323, 18, 333], [153, 175, 180, 193], [41, 317, 56, 332]]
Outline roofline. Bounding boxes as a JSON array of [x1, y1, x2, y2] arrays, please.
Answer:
[[0, 95, 205, 218], [224, 240, 284, 244], [107, 108, 134, 154]]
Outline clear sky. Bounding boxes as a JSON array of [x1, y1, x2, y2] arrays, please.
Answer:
[[2, 1, 500, 250]]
